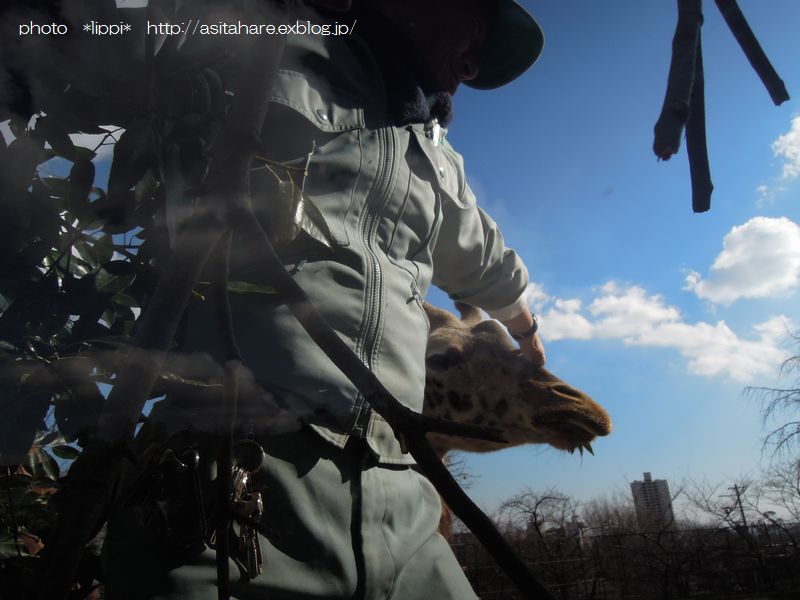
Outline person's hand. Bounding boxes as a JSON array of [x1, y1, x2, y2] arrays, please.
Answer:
[[501, 311, 546, 367], [519, 332, 546, 367]]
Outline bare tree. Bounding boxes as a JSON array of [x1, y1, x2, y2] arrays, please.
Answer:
[[750, 330, 800, 469], [500, 487, 580, 540], [582, 492, 638, 535]]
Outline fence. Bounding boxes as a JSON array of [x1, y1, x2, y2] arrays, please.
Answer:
[[450, 523, 800, 599]]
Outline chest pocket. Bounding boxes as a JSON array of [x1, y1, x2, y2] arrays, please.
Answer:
[[412, 129, 466, 207], [254, 69, 366, 249], [381, 128, 471, 270]]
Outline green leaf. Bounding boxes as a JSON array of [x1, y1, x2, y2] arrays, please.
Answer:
[[26, 447, 60, 481], [35, 430, 65, 447], [159, 371, 221, 389], [297, 195, 335, 249], [95, 268, 135, 294], [103, 260, 134, 276], [112, 303, 135, 323], [107, 118, 154, 199], [73, 146, 97, 161], [50, 444, 81, 460], [36, 116, 76, 161], [52, 357, 105, 442], [112, 292, 139, 308], [0, 540, 23, 560], [226, 281, 276, 295]]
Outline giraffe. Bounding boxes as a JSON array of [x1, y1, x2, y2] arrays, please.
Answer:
[[422, 302, 612, 455]]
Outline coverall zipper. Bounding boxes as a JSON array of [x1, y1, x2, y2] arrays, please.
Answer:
[[352, 126, 396, 437]]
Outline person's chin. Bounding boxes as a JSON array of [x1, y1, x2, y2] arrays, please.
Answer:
[[431, 73, 460, 95]]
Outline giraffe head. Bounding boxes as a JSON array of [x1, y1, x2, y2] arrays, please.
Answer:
[[423, 302, 612, 454]]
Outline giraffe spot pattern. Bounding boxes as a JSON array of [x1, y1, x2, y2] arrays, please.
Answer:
[[447, 390, 474, 412]]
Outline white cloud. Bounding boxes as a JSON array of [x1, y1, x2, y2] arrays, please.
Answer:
[[524, 282, 550, 312], [631, 319, 789, 382], [685, 217, 800, 305], [543, 298, 594, 340], [531, 281, 792, 382], [751, 114, 800, 204], [589, 283, 681, 339], [773, 114, 800, 180]]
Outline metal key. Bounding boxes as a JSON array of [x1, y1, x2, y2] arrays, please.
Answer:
[[229, 440, 266, 581]]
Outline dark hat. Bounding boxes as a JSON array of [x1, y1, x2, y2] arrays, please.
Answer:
[[467, 0, 544, 90]]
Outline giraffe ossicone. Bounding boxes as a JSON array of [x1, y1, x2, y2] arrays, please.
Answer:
[[423, 302, 612, 455]]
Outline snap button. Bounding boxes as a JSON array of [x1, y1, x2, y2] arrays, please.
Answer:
[[315, 108, 329, 122], [438, 166, 445, 179]]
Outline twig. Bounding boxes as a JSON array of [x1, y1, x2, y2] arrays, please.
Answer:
[[685, 33, 713, 213], [713, 0, 790, 106]]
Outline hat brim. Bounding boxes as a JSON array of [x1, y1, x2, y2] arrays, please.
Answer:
[[466, 0, 544, 90]]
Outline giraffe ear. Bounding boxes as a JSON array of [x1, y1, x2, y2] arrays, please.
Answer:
[[454, 302, 482, 326], [425, 348, 462, 372], [423, 303, 458, 330]]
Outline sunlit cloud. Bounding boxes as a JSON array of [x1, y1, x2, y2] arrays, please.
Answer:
[[773, 113, 800, 180], [684, 217, 800, 305], [524, 282, 550, 312], [752, 114, 800, 204], [530, 281, 792, 383]]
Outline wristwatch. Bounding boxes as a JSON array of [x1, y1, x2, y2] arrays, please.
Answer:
[[508, 312, 538, 341]]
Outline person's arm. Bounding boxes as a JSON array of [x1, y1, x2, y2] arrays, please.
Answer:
[[431, 151, 546, 366]]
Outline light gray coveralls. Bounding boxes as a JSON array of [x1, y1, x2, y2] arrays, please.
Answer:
[[104, 15, 529, 600]]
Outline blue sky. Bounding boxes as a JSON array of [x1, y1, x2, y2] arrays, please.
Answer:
[[429, 0, 800, 512]]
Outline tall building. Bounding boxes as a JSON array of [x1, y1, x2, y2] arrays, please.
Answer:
[[630, 472, 675, 531]]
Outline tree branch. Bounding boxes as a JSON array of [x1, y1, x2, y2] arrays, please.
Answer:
[[685, 33, 713, 213], [713, 0, 790, 106], [653, 0, 703, 161]]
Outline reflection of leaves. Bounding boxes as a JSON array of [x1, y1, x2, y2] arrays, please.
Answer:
[[226, 281, 277, 295], [51, 445, 81, 460], [25, 447, 60, 481], [267, 176, 334, 250], [52, 357, 105, 443], [300, 195, 335, 249], [0, 365, 53, 465], [2, 135, 47, 196], [66, 159, 96, 222], [95, 269, 136, 295], [108, 119, 155, 200], [35, 116, 76, 161]]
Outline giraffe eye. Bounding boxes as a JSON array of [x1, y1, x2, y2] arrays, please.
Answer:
[[426, 349, 461, 371]]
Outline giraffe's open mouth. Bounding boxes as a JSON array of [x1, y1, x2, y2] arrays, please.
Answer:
[[534, 410, 612, 448]]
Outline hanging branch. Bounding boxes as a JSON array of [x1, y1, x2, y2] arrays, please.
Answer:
[[654, 0, 715, 213], [653, 0, 703, 162], [685, 33, 713, 213], [713, 0, 790, 106], [655, 0, 791, 213]]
